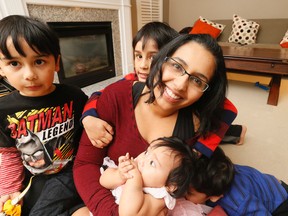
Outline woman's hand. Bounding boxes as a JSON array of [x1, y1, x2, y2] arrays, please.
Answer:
[[82, 116, 114, 148]]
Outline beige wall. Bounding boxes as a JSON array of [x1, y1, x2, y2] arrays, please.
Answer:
[[130, 0, 138, 37], [163, 0, 170, 24], [169, 0, 288, 31], [131, 0, 170, 35]]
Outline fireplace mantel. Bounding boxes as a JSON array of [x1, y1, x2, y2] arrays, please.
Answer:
[[0, 0, 134, 80]]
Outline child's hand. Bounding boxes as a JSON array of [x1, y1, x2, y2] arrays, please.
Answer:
[[82, 116, 114, 148], [118, 153, 135, 180], [0, 194, 9, 212], [0, 192, 21, 212]]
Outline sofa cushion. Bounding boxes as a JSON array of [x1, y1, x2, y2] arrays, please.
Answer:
[[280, 29, 288, 48], [190, 19, 222, 39], [218, 42, 281, 49], [228, 14, 260, 45], [199, 16, 226, 32]]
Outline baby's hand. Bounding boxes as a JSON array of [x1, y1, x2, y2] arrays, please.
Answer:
[[0, 192, 21, 212], [82, 116, 114, 148], [118, 153, 135, 180], [127, 158, 141, 178]]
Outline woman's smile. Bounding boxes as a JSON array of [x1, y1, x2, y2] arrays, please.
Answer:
[[163, 86, 182, 102]]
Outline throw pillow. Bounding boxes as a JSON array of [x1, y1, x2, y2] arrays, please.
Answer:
[[190, 19, 222, 39], [280, 29, 288, 48], [228, 14, 260, 45], [199, 16, 226, 33]]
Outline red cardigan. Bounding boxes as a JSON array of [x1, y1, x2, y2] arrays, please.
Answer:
[[74, 80, 237, 215], [81, 72, 237, 156]]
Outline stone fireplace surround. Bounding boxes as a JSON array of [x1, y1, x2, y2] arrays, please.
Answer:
[[0, 0, 133, 94]]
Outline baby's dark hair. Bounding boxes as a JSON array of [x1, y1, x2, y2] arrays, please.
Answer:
[[151, 136, 198, 198], [189, 147, 234, 197], [0, 15, 60, 61], [132, 21, 179, 51]]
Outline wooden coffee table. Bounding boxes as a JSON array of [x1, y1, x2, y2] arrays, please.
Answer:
[[221, 45, 288, 106]]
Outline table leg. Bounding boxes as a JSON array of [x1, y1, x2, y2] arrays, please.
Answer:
[[267, 75, 281, 106]]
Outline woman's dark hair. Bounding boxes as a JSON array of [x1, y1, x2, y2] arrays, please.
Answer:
[[132, 21, 179, 51], [0, 15, 60, 61], [189, 147, 234, 196], [151, 136, 198, 198], [146, 34, 228, 136]]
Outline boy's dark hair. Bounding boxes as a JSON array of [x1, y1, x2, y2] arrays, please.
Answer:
[[146, 34, 228, 136], [0, 15, 60, 61], [179, 26, 192, 34], [189, 147, 234, 196], [132, 21, 179, 51], [151, 136, 198, 198]]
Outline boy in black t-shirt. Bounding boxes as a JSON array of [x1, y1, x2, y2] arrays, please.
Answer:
[[0, 15, 89, 216]]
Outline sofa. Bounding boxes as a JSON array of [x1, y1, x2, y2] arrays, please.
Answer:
[[215, 18, 288, 48], [189, 16, 288, 106]]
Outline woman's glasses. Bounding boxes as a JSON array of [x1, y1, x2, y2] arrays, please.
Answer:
[[163, 57, 209, 92]]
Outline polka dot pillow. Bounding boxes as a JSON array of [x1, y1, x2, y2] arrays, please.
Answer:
[[228, 14, 260, 45]]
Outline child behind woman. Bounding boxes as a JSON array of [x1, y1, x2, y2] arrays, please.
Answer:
[[81, 21, 179, 148]]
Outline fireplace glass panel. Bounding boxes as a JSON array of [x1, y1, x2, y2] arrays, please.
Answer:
[[61, 35, 109, 78], [48, 22, 115, 88]]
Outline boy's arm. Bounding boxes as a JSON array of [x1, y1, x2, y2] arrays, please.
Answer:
[[81, 91, 113, 148], [0, 147, 24, 211], [193, 97, 238, 158], [82, 115, 114, 148], [81, 91, 102, 121], [81, 72, 137, 121], [0, 147, 24, 196], [81, 73, 137, 148]]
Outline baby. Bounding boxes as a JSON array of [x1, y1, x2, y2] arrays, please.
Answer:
[[99, 136, 196, 216]]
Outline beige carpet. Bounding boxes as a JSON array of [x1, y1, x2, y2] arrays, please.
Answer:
[[223, 73, 288, 182]]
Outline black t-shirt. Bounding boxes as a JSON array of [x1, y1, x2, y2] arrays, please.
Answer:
[[0, 84, 88, 175]]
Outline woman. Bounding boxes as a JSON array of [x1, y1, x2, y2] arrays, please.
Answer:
[[73, 34, 237, 215], [82, 22, 245, 148]]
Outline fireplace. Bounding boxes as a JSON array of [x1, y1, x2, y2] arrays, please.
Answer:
[[48, 21, 116, 88]]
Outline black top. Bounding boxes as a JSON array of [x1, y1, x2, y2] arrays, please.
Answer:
[[0, 84, 88, 175], [132, 82, 195, 141]]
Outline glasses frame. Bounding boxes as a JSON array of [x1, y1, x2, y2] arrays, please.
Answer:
[[164, 57, 209, 92]]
